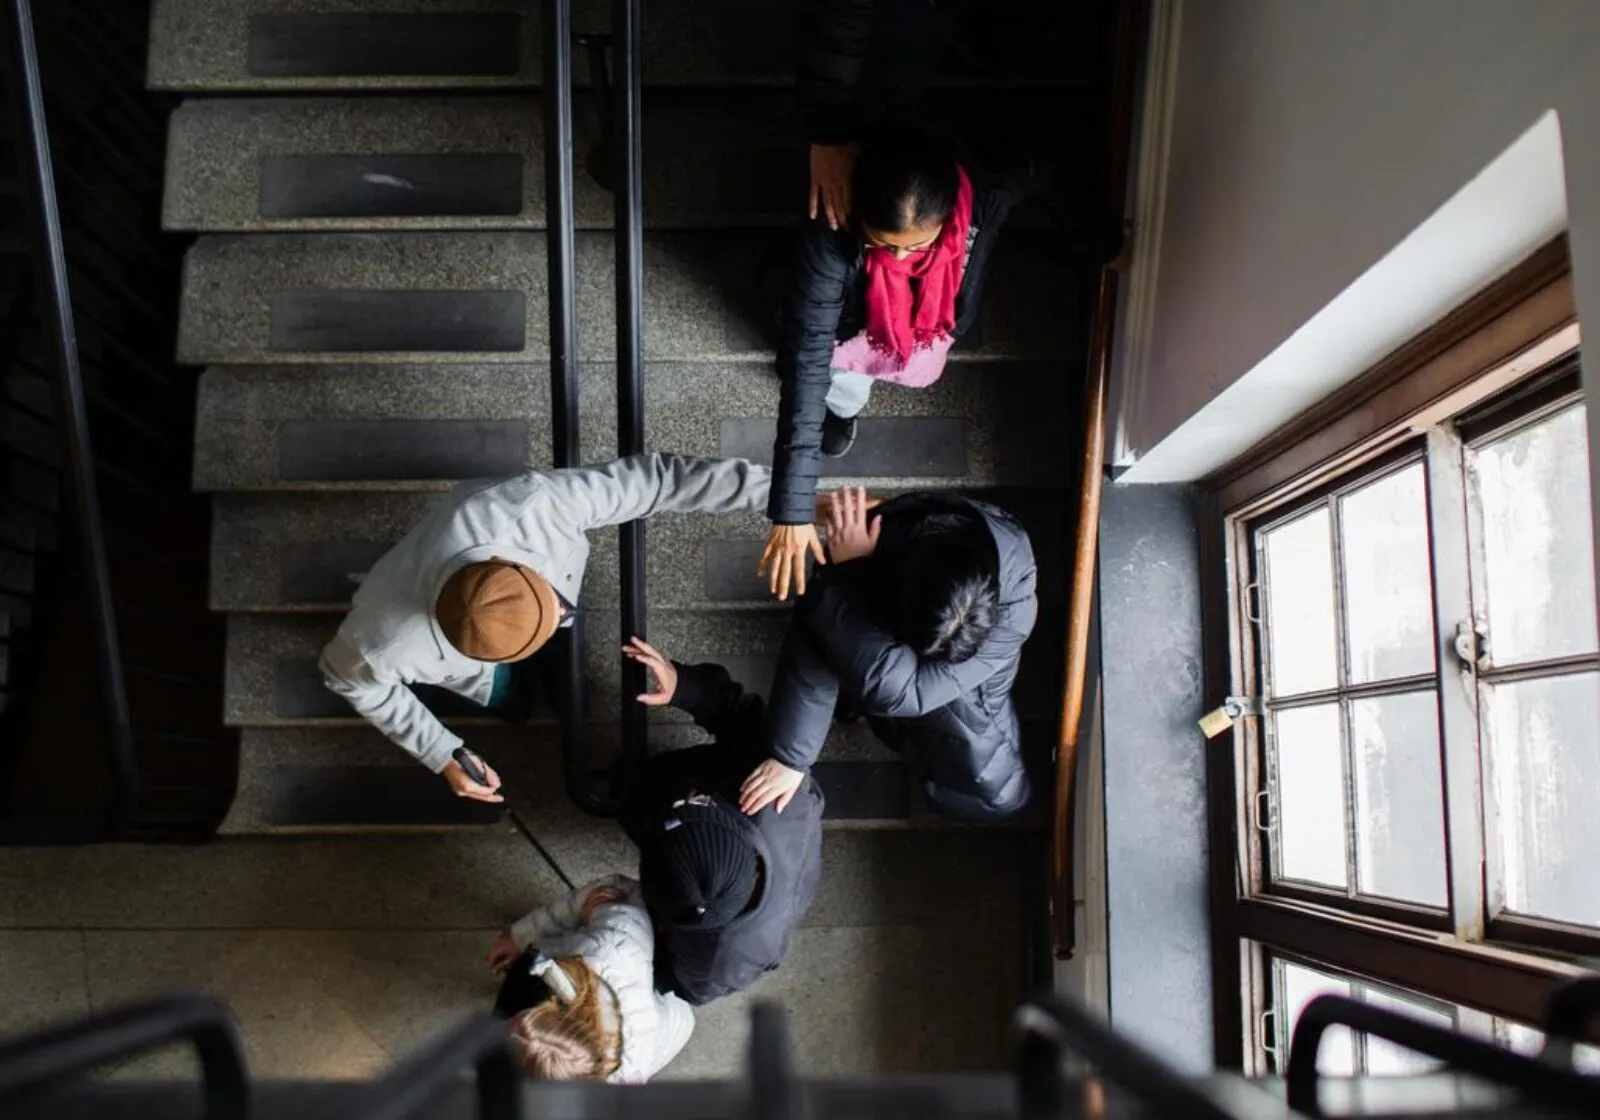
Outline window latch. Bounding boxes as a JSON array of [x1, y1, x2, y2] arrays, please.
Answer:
[[1198, 695, 1263, 739], [1452, 619, 1492, 673]]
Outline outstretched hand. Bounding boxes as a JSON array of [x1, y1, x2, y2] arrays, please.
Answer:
[[824, 485, 881, 563], [623, 636, 678, 705], [759, 523, 826, 601]]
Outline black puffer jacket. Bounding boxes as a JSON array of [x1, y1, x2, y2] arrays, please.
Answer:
[[798, 0, 949, 146], [622, 663, 825, 1005], [768, 158, 1048, 525], [765, 493, 1037, 820]]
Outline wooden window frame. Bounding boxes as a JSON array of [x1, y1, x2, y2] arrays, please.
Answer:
[[1195, 237, 1596, 1070]]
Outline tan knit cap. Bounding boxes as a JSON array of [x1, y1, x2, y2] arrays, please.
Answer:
[[435, 559, 560, 662]]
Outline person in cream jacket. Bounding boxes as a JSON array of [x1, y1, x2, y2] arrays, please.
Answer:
[[318, 453, 772, 801], [487, 874, 695, 1082]]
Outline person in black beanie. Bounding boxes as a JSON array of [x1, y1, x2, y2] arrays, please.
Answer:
[[619, 636, 825, 1006]]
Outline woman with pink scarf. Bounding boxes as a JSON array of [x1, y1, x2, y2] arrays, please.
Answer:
[[759, 128, 1049, 599]]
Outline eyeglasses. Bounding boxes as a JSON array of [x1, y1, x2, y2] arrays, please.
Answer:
[[863, 224, 944, 256]]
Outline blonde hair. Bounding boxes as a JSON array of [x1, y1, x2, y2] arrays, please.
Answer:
[[508, 956, 622, 1081]]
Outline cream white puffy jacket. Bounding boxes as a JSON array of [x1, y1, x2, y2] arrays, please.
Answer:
[[509, 875, 694, 1083]]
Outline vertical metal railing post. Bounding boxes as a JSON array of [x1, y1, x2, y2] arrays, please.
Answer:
[[612, 0, 647, 795], [542, 0, 607, 814], [5, 0, 134, 837]]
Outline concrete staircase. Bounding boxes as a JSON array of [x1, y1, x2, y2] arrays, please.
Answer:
[[147, 0, 1098, 1072]]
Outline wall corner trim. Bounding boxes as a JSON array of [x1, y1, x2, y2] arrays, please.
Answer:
[[1111, 0, 1184, 467]]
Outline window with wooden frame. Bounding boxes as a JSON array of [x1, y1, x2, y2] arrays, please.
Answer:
[[1197, 238, 1600, 1074]]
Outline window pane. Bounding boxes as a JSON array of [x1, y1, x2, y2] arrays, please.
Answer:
[[1472, 403, 1599, 664], [1282, 963, 1355, 1076], [1340, 464, 1436, 684], [1362, 988, 1451, 1076], [1263, 508, 1338, 696], [1483, 671, 1600, 927], [1351, 691, 1448, 907], [1274, 703, 1348, 888]]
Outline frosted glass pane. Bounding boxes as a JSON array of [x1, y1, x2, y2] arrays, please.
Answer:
[[1363, 989, 1451, 1076], [1263, 508, 1338, 697], [1484, 672, 1600, 928], [1473, 404, 1599, 664], [1340, 464, 1436, 683], [1283, 963, 1354, 1076], [1274, 703, 1348, 888], [1351, 691, 1448, 906]]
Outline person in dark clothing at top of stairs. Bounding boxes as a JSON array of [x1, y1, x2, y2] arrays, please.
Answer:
[[618, 637, 824, 1006], [800, 0, 957, 229], [758, 127, 1056, 601], [799, 0, 1065, 225], [745, 486, 1037, 823]]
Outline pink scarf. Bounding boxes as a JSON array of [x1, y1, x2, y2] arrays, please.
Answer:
[[860, 165, 973, 365]]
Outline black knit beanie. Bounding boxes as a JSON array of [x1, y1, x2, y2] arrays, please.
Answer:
[[640, 799, 759, 930]]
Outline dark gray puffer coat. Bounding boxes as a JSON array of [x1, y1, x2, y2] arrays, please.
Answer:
[[766, 492, 1036, 820]]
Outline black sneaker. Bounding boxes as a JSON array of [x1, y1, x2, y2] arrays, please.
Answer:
[[821, 411, 857, 458]]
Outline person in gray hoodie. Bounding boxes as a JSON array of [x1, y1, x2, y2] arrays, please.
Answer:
[[747, 485, 1037, 822], [318, 453, 775, 802]]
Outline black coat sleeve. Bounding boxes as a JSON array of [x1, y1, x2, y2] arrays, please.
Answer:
[[797, 0, 878, 146], [770, 221, 851, 525], [668, 662, 768, 769], [765, 611, 844, 773]]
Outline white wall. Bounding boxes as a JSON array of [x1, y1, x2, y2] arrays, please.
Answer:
[[1113, 0, 1600, 481]]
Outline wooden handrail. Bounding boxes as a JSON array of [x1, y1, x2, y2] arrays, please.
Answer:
[[1050, 0, 1148, 959], [1052, 267, 1114, 958]]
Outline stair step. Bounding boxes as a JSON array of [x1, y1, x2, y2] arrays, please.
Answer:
[[191, 365, 555, 493], [175, 231, 1076, 366], [211, 486, 1072, 614], [150, 0, 544, 92], [149, 0, 1092, 93], [223, 607, 807, 729], [222, 709, 908, 833], [162, 91, 1090, 233], [192, 359, 1076, 493], [225, 600, 1064, 737]]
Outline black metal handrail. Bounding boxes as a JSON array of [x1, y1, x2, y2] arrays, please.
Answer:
[[3, 0, 135, 839], [1286, 993, 1600, 1116], [0, 994, 249, 1119], [542, 0, 609, 816], [350, 1014, 520, 1120], [611, 0, 648, 803], [1013, 993, 1239, 1120]]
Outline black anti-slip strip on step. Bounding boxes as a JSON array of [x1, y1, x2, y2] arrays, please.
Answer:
[[261, 155, 524, 219], [260, 765, 502, 827], [269, 291, 527, 353], [812, 761, 911, 820], [718, 416, 969, 477], [703, 538, 808, 602], [247, 13, 522, 78], [279, 540, 394, 604], [278, 419, 529, 482]]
